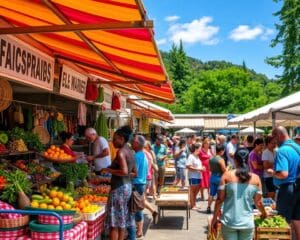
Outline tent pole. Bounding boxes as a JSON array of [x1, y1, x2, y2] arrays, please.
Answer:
[[272, 112, 276, 129], [253, 121, 257, 138]]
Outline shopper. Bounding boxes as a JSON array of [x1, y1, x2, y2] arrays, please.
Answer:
[[152, 135, 167, 195], [270, 126, 300, 239], [248, 138, 265, 194], [173, 139, 187, 188], [130, 135, 148, 239], [207, 144, 226, 214], [85, 127, 111, 175], [186, 143, 205, 210], [262, 135, 277, 199], [199, 138, 213, 200], [211, 148, 266, 240], [226, 135, 238, 168], [100, 126, 136, 240]]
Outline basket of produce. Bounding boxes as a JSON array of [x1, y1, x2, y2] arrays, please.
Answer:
[[40, 145, 76, 163], [161, 186, 189, 193], [0, 215, 29, 229], [254, 215, 291, 240]]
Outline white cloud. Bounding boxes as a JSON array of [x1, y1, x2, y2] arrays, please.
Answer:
[[165, 15, 180, 22], [156, 38, 167, 46], [168, 17, 219, 45], [229, 25, 274, 41]]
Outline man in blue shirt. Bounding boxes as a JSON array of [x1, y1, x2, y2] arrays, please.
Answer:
[[271, 126, 300, 238], [151, 135, 167, 195], [128, 135, 148, 239]]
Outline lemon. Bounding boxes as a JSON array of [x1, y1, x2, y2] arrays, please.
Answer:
[[48, 205, 55, 210], [56, 206, 63, 210], [64, 203, 71, 210], [39, 203, 48, 209]]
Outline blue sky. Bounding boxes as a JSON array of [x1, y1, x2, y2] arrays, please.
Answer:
[[143, 0, 282, 79]]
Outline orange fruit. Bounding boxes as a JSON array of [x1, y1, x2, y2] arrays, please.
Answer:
[[62, 195, 69, 202], [49, 190, 57, 198], [44, 152, 49, 157], [52, 197, 60, 206], [79, 201, 85, 209], [50, 145, 56, 150], [64, 204, 71, 210], [56, 191, 63, 200], [75, 207, 81, 213]]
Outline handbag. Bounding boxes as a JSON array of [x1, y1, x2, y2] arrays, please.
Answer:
[[128, 189, 145, 213]]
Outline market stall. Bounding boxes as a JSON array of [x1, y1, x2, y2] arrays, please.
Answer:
[[155, 186, 190, 230]]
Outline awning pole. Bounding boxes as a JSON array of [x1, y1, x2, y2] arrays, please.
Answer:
[[272, 112, 276, 129], [253, 121, 257, 138]]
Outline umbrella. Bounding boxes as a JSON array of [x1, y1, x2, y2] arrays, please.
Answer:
[[175, 128, 197, 134], [240, 126, 264, 135]]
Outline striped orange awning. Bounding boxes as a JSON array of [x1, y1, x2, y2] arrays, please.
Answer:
[[0, 0, 175, 103], [128, 96, 174, 122]]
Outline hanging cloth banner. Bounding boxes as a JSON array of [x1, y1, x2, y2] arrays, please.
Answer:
[[0, 35, 54, 91], [60, 65, 88, 101]]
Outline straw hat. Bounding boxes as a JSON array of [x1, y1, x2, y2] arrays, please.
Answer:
[[0, 79, 12, 112], [33, 126, 50, 144]]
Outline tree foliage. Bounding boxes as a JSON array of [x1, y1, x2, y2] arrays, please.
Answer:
[[266, 0, 300, 95], [160, 46, 282, 114]]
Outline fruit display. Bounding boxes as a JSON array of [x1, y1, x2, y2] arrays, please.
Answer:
[[9, 139, 28, 152], [75, 196, 102, 213], [75, 186, 93, 196], [80, 194, 108, 203], [13, 160, 28, 171], [0, 175, 6, 190], [30, 187, 76, 211], [255, 215, 288, 228], [43, 145, 74, 161], [0, 133, 8, 144], [93, 185, 110, 195], [161, 186, 188, 193], [89, 176, 111, 185], [0, 144, 8, 154]]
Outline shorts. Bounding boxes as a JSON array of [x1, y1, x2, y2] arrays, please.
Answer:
[[210, 174, 221, 197], [221, 224, 254, 240], [264, 177, 277, 193], [176, 167, 186, 180], [277, 182, 300, 223], [188, 178, 201, 186]]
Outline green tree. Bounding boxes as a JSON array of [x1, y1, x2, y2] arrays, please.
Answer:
[[266, 0, 300, 95], [168, 41, 192, 99]]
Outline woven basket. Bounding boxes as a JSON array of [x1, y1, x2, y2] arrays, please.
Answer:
[[0, 215, 29, 229], [0, 78, 12, 112], [32, 126, 50, 144]]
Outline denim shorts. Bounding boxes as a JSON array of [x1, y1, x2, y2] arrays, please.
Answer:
[[188, 178, 201, 186], [277, 182, 300, 223], [221, 224, 254, 240], [176, 167, 186, 180], [209, 174, 221, 197]]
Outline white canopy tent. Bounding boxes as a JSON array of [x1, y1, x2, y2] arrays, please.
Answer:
[[175, 128, 197, 134], [228, 91, 300, 128], [239, 127, 264, 135]]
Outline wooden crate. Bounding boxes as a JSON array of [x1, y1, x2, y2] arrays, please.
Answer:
[[255, 226, 291, 240]]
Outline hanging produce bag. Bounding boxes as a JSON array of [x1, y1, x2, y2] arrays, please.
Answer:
[[111, 92, 121, 111], [85, 82, 98, 101], [13, 105, 24, 124], [96, 86, 104, 103], [95, 112, 109, 139]]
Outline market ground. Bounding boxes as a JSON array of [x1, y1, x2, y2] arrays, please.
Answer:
[[143, 194, 209, 240]]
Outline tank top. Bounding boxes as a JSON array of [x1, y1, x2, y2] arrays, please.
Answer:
[[110, 150, 135, 190], [221, 175, 259, 229], [209, 155, 222, 175]]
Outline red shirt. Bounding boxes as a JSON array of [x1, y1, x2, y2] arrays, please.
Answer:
[[60, 144, 76, 157]]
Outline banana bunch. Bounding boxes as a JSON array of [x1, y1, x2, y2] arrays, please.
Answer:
[[9, 139, 28, 152]]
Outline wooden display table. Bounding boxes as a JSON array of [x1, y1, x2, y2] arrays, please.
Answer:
[[155, 193, 190, 229]]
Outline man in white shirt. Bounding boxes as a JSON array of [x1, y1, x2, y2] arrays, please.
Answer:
[[85, 128, 111, 174], [226, 135, 238, 168]]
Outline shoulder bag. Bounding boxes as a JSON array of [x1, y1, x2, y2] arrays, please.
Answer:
[[128, 189, 145, 213]]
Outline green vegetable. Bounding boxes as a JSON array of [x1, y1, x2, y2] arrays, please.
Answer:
[[57, 163, 88, 184], [23, 132, 44, 152], [8, 127, 26, 141], [255, 215, 288, 228], [0, 170, 32, 203], [94, 112, 109, 139]]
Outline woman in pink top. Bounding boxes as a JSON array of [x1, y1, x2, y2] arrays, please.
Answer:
[[199, 138, 213, 200]]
